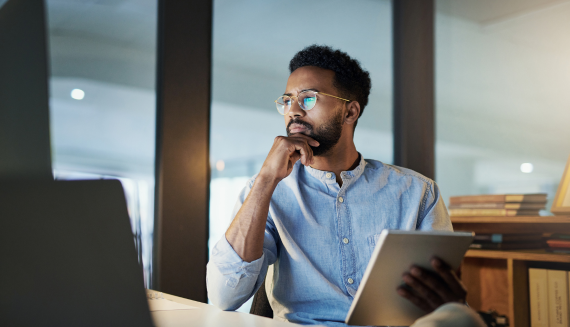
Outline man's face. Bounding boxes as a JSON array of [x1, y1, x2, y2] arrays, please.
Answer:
[[284, 66, 345, 156]]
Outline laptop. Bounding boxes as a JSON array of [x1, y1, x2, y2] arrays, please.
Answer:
[[0, 180, 154, 326]]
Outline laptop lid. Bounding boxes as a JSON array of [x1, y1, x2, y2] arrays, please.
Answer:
[[0, 180, 153, 326]]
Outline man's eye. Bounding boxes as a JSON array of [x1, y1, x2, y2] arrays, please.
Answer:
[[303, 97, 316, 107]]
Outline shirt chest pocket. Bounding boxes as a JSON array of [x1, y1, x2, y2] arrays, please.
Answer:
[[367, 233, 383, 253], [357, 233, 384, 274]]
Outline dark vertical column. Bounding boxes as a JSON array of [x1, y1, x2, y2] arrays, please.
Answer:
[[0, 0, 52, 180], [393, 0, 435, 180], [154, 0, 212, 302]]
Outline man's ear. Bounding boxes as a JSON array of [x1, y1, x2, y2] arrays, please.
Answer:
[[344, 101, 361, 125]]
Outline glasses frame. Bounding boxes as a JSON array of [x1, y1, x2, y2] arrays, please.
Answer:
[[274, 90, 351, 115]]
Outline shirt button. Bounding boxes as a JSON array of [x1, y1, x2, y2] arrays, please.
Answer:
[[348, 278, 354, 284], [326, 173, 332, 178], [338, 197, 344, 203], [343, 238, 349, 244]]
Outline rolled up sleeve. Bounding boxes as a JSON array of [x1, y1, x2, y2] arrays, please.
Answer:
[[206, 178, 279, 311]]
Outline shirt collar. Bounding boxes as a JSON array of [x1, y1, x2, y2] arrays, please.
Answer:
[[304, 153, 366, 182]]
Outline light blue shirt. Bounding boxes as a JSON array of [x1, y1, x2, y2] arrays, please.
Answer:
[[207, 156, 452, 326]]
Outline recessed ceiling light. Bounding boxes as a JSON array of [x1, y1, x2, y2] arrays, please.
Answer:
[[520, 163, 533, 173], [71, 88, 85, 100], [216, 160, 225, 171]]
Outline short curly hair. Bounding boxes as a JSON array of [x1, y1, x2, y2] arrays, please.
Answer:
[[289, 45, 371, 127]]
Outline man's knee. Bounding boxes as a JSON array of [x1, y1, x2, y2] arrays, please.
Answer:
[[411, 303, 486, 327]]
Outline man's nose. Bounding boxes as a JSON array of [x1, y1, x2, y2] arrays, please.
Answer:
[[287, 98, 305, 118]]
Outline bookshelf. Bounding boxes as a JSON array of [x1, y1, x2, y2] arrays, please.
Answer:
[[452, 216, 570, 327]]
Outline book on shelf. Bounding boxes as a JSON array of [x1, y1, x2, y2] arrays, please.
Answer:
[[529, 269, 570, 327], [547, 269, 569, 327], [450, 193, 548, 204], [545, 236, 570, 253], [449, 208, 541, 216], [551, 234, 570, 240], [449, 202, 547, 210], [470, 241, 544, 250], [529, 268, 549, 327], [474, 233, 544, 243], [548, 240, 570, 249]]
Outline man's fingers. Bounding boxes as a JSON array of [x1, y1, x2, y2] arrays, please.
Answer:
[[397, 286, 434, 313], [288, 133, 320, 147], [274, 134, 317, 167], [409, 266, 455, 303], [289, 139, 314, 166], [431, 258, 467, 301], [400, 259, 468, 314], [289, 151, 301, 166], [402, 273, 444, 310], [295, 142, 312, 166]]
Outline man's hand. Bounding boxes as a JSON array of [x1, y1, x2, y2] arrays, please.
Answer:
[[397, 257, 467, 313], [259, 134, 319, 183]]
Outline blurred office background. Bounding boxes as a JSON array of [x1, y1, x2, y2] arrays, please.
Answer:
[[39, 0, 570, 307], [435, 0, 570, 212], [45, 0, 158, 285]]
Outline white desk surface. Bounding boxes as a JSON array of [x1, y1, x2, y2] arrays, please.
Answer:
[[150, 291, 301, 327]]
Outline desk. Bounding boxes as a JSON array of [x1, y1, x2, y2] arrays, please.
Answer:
[[150, 291, 301, 327]]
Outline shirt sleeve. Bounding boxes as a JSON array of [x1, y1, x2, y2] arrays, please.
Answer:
[[417, 180, 453, 231], [206, 178, 279, 311]]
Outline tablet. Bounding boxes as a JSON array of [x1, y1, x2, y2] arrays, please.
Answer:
[[345, 230, 474, 326]]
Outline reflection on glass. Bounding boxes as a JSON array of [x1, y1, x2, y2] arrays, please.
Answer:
[[210, 0, 392, 311], [47, 0, 157, 285], [435, 0, 570, 214]]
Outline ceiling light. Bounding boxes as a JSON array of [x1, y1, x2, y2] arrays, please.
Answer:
[[216, 160, 225, 171], [520, 163, 533, 173], [71, 88, 85, 100]]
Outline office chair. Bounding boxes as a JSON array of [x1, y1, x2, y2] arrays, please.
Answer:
[[249, 276, 273, 318]]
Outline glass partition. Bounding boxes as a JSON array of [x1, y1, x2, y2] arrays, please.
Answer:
[[435, 0, 570, 214], [47, 0, 157, 285]]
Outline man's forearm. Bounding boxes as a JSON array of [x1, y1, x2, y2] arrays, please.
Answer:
[[225, 175, 278, 262], [225, 133, 316, 262]]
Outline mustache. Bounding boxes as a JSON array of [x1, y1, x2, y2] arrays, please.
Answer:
[[287, 118, 313, 133]]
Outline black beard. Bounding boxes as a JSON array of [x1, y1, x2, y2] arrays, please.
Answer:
[[286, 110, 343, 156]]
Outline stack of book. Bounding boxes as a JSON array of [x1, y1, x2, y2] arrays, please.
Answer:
[[546, 234, 570, 254], [449, 193, 547, 216], [529, 268, 570, 327], [470, 233, 545, 250]]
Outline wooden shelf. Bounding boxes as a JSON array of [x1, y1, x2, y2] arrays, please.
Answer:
[[451, 215, 570, 234], [451, 215, 570, 327], [466, 249, 570, 263], [451, 215, 570, 223]]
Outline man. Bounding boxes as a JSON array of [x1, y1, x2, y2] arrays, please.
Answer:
[[207, 45, 482, 326]]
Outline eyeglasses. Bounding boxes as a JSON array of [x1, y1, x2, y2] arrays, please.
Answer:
[[274, 90, 351, 115]]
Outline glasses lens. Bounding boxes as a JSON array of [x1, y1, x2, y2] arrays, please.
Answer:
[[276, 96, 291, 114], [299, 91, 317, 110]]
